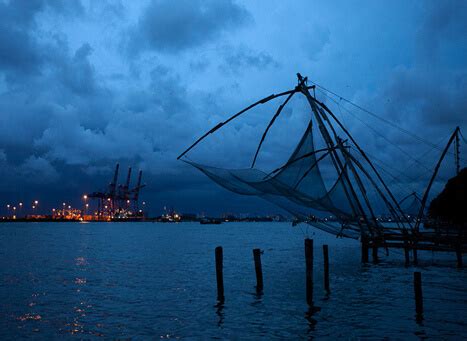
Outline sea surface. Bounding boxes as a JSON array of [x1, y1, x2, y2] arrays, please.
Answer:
[[0, 222, 465, 339]]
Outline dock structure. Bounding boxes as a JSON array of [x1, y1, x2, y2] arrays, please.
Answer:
[[363, 228, 466, 266]]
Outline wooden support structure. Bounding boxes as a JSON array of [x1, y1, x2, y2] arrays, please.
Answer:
[[363, 230, 466, 266], [361, 237, 369, 263], [305, 238, 314, 306], [414, 272, 423, 318], [372, 243, 378, 263], [253, 248, 264, 292], [413, 246, 418, 266], [323, 245, 330, 293], [215, 246, 224, 302], [404, 240, 410, 266]]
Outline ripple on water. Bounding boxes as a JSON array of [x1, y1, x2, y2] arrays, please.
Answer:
[[0, 222, 465, 339]]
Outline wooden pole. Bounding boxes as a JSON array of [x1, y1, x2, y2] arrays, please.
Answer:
[[215, 246, 224, 302], [323, 245, 330, 293], [253, 248, 264, 292], [404, 240, 410, 266], [414, 272, 423, 317], [372, 243, 378, 263], [361, 237, 369, 263], [413, 244, 418, 266], [305, 238, 313, 306]]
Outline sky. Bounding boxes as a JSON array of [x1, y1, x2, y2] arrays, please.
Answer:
[[0, 0, 466, 216]]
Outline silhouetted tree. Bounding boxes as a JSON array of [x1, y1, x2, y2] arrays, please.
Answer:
[[428, 168, 467, 226]]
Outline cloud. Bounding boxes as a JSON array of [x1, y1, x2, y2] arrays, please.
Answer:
[[19, 156, 59, 183], [302, 25, 330, 61], [219, 45, 279, 74], [0, 0, 83, 81], [0, 0, 465, 215], [59, 43, 97, 95], [126, 0, 251, 55], [416, 1, 467, 62]]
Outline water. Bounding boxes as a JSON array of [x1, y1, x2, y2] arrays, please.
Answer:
[[0, 222, 465, 339]]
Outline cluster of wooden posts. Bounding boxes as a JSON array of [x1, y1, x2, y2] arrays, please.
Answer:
[[215, 238, 425, 318]]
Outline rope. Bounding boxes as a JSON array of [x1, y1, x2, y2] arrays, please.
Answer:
[[323, 93, 434, 172], [392, 133, 451, 180], [310, 80, 466, 162]]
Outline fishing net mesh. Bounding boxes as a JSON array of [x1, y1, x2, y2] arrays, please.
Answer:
[[185, 119, 363, 238]]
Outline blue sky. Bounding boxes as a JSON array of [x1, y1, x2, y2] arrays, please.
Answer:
[[0, 0, 466, 215]]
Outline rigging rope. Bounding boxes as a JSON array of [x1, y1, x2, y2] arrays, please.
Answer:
[[322, 92, 434, 172], [310, 80, 466, 162]]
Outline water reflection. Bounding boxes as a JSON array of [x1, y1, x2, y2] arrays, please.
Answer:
[[214, 302, 224, 327], [415, 312, 424, 325], [305, 305, 321, 334]]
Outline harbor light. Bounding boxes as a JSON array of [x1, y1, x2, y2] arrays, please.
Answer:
[[83, 195, 88, 200]]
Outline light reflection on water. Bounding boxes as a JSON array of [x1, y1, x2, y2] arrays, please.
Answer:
[[0, 222, 466, 339]]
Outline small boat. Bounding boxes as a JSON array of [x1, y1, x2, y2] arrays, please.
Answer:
[[200, 218, 222, 225]]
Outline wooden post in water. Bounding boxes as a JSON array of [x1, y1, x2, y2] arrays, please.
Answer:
[[215, 246, 224, 302], [404, 240, 410, 266], [323, 245, 330, 293], [361, 236, 369, 263], [305, 238, 313, 306], [372, 242, 378, 263], [414, 272, 423, 317], [413, 244, 418, 266], [253, 248, 263, 292]]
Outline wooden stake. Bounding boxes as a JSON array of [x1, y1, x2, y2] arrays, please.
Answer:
[[323, 245, 330, 293], [372, 243, 378, 263], [361, 236, 369, 263], [253, 248, 263, 292], [305, 238, 313, 306], [215, 246, 224, 302], [414, 272, 423, 317], [413, 245, 418, 266], [404, 240, 410, 266]]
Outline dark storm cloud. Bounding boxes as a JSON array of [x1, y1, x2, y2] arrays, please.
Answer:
[[361, 1, 467, 131], [60, 43, 97, 95], [0, 0, 82, 80], [416, 0, 467, 61], [0, 0, 466, 216], [127, 0, 251, 54]]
